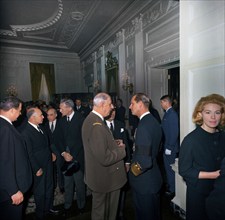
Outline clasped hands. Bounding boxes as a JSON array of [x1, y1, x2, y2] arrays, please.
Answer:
[[115, 139, 125, 148], [62, 152, 73, 162]]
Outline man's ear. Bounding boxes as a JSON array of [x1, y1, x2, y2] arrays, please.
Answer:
[[10, 108, 16, 115]]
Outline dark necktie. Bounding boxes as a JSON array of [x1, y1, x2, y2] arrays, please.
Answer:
[[110, 122, 114, 133], [37, 125, 43, 134], [67, 116, 70, 122], [50, 122, 54, 132]]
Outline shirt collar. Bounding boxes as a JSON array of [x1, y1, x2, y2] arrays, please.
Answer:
[[67, 111, 74, 121], [106, 120, 114, 128], [28, 121, 40, 131], [0, 115, 12, 124], [49, 119, 56, 126], [140, 111, 150, 120], [166, 107, 172, 112], [92, 110, 104, 121]]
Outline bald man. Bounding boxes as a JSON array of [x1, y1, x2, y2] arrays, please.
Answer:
[[22, 107, 54, 219]]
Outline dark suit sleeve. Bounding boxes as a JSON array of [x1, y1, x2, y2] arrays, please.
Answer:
[[163, 110, 179, 151], [178, 136, 200, 186], [68, 114, 84, 158], [135, 125, 153, 169], [14, 136, 32, 193], [54, 118, 67, 154], [22, 131, 41, 174], [0, 123, 32, 202], [123, 129, 132, 163]]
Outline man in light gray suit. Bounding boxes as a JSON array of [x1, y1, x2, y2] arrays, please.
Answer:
[[82, 92, 127, 220]]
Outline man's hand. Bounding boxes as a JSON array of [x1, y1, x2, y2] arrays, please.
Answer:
[[115, 139, 125, 148], [11, 191, 24, 205], [62, 152, 73, 162], [36, 168, 43, 176], [52, 153, 56, 162]]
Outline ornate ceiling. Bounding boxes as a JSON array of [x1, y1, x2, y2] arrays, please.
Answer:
[[0, 0, 134, 56]]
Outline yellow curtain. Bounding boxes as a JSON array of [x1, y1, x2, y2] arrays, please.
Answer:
[[30, 63, 55, 102]]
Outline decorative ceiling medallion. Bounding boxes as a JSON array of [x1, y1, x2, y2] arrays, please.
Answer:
[[0, 0, 63, 37], [71, 11, 84, 21]]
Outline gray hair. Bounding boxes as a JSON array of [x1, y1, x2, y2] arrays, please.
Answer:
[[60, 98, 74, 109], [93, 93, 110, 107], [26, 107, 37, 119]]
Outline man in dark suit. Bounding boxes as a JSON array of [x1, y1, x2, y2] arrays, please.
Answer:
[[105, 108, 131, 219], [0, 96, 32, 220], [75, 98, 89, 118], [22, 107, 54, 220], [149, 99, 161, 124], [82, 92, 127, 220], [45, 107, 64, 193], [160, 95, 179, 197], [128, 108, 139, 137], [57, 98, 86, 215], [115, 98, 126, 125], [129, 93, 162, 220]]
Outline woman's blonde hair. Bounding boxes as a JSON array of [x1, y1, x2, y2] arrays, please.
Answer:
[[192, 94, 225, 127]]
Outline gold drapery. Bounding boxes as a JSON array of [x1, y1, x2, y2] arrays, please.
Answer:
[[29, 63, 55, 102]]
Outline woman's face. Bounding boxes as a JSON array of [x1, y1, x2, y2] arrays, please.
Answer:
[[200, 103, 222, 132]]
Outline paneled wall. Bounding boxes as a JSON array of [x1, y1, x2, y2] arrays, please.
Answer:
[[0, 47, 83, 102], [173, 0, 225, 213], [81, 0, 179, 114], [180, 0, 225, 140]]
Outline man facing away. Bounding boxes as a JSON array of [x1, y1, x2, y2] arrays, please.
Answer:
[[129, 93, 162, 220], [115, 98, 126, 125], [82, 92, 127, 220], [0, 96, 32, 220]]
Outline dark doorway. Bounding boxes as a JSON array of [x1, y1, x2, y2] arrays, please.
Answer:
[[168, 67, 179, 114]]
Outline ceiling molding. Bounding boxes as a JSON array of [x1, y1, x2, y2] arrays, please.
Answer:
[[0, 0, 156, 55], [0, 0, 63, 37]]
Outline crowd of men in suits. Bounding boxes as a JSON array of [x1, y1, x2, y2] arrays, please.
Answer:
[[0, 93, 180, 220]]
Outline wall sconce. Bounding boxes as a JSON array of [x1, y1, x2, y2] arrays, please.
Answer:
[[93, 80, 100, 93], [6, 84, 18, 97], [121, 72, 133, 94]]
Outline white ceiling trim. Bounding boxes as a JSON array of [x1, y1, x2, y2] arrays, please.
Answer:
[[0, 0, 63, 36]]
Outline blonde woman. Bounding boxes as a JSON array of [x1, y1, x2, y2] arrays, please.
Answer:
[[178, 94, 225, 220]]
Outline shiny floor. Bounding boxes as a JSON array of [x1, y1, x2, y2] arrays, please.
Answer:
[[25, 188, 184, 220]]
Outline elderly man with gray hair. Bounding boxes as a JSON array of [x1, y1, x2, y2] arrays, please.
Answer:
[[21, 107, 54, 219], [82, 92, 127, 220]]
